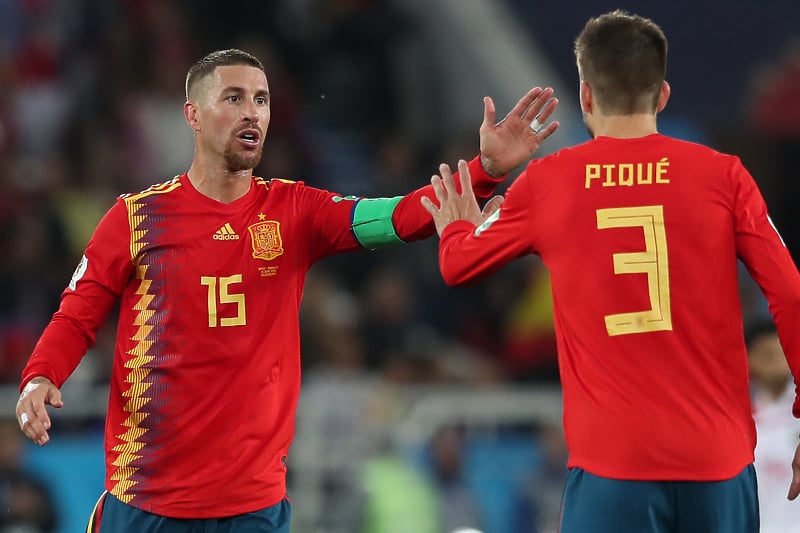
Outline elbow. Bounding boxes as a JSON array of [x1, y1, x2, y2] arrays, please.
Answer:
[[441, 266, 478, 287], [442, 272, 465, 287]]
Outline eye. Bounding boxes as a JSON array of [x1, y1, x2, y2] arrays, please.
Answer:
[[255, 96, 267, 105], [226, 95, 241, 103]]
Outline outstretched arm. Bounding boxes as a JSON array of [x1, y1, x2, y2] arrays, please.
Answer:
[[421, 159, 535, 286]]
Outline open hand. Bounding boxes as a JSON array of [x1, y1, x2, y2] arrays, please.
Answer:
[[421, 160, 500, 236], [480, 86, 559, 177]]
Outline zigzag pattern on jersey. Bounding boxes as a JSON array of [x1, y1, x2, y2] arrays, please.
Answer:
[[110, 179, 180, 503]]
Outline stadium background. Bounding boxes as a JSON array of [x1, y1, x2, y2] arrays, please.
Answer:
[[0, 0, 797, 532]]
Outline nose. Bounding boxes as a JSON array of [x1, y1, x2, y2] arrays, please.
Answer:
[[241, 101, 259, 123]]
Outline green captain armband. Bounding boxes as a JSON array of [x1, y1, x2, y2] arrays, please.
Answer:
[[352, 196, 405, 249]]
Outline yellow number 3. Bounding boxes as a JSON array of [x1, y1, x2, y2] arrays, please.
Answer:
[[596, 206, 672, 336]]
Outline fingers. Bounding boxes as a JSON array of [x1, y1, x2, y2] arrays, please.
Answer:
[[536, 120, 560, 142], [509, 87, 544, 121], [533, 95, 559, 125], [481, 96, 496, 131], [420, 195, 437, 216], [438, 162, 457, 195], [16, 379, 61, 446], [481, 195, 504, 218], [429, 160, 474, 205], [17, 398, 51, 446], [456, 159, 475, 202], [522, 87, 555, 121]]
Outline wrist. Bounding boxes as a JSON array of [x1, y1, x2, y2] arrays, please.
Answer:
[[22, 376, 55, 391], [479, 153, 504, 179]]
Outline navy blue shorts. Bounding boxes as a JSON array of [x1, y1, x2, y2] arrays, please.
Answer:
[[86, 492, 292, 533], [559, 465, 758, 533]]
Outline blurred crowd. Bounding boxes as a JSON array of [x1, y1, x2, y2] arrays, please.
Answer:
[[0, 1, 798, 532]]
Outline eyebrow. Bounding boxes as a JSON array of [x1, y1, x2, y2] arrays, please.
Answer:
[[223, 86, 270, 97]]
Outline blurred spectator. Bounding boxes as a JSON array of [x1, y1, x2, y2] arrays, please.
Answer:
[[297, 0, 413, 138], [426, 425, 484, 532], [123, 0, 196, 186], [746, 320, 800, 533], [750, 41, 800, 139], [503, 263, 558, 382], [358, 452, 441, 533], [511, 423, 568, 533], [745, 40, 800, 261], [0, 187, 72, 383], [0, 417, 58, 532]]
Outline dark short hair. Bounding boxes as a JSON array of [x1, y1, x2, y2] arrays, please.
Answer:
[[185, 49, 265, 100], [574, 10, 667, 114]]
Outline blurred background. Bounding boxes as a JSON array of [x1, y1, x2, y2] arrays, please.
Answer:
[[0, 0, 797, 532]]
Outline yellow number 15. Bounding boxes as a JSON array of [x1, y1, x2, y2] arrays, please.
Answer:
[[200, 275, 246, 327], [597, 205, 672, 336]]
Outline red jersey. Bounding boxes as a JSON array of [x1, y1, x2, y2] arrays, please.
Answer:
[[438, 134, 800, 481], [21, 157, 500, 517]]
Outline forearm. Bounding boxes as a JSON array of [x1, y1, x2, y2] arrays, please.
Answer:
[[20, 285, 116, 390], [22, 312, 93, 389]]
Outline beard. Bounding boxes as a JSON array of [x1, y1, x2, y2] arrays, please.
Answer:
[[223, 144, 264, 172]]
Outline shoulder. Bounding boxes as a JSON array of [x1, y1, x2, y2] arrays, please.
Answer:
[[522, 140, 593, 176], [658, 136, 745, 170], [256, 177, 314, 196], [258, 177, 348, 202], [118, 175, 183, 201], [257, 177, 298, 188]]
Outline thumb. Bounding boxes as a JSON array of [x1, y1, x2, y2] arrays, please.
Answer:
[[481, 195, 504, 218], [47, 387, 64, 409], [481, 96, 496, 130]]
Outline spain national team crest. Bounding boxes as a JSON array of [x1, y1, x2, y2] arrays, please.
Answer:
[[248, 220, 284, 261]]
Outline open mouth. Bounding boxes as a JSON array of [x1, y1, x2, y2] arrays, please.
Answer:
[[237, 129, 261, 146]]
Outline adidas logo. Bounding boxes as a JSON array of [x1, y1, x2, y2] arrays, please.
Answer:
[[213, 223, 240, 240]]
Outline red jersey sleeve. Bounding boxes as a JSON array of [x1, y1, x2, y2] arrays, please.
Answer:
[[21, 199, 133, 389], [394, 156, 504, 242], [301, 155, 504, 262], [731, 159, 800, 415], [438, 169, 535, 285]]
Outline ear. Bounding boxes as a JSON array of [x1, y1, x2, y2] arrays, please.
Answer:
[[579, 81, 593, 115], [656, 81, 670, 113], [184, 100, 200, 131]]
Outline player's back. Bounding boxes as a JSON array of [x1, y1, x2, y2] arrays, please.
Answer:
[[524, 133, 758, 480]]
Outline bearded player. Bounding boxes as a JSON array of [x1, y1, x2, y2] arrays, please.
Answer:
[[14, 48, 558, 532]]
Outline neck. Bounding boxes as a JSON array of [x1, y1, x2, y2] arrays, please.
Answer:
[[591, 113, 659, 139], [186, 156, 253, 204]]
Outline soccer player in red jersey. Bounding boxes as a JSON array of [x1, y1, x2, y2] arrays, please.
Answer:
[[422, 10, 800, 533], [12, 49, 559, 532]]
